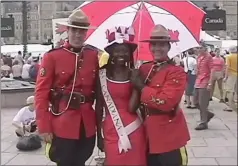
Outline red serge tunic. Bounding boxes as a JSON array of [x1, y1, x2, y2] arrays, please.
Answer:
[[103, 78, 147, 166], [35, 47, 99, 139]]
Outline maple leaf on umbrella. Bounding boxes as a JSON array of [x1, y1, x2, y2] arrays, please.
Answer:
[[57, 39, 65, 47], [55, 23, 67, 35], [168, 29, 180, 43]]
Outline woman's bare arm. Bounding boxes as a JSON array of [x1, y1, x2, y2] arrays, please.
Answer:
[[129, 89, 141, 113], [95, 77, 103, 135]]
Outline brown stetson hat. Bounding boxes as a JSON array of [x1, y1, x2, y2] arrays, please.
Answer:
[[59, 9, 96, 29], [140, 24, 179, 42]]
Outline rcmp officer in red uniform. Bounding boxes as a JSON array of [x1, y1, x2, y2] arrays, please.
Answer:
[[35, 9, 99, 166], [130, 25, 190, 166]]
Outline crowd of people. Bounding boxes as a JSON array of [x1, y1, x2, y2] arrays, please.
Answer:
[[1, 51, 41, 82], [182, 44, 237, 130]]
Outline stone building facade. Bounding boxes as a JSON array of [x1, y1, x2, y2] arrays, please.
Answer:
[[1, 1, 83, 44], [192, 1, 237, 39]]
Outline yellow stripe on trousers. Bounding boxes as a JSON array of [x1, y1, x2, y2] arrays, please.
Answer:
[[180, 146, 188, 166], [45, 143, 51, 159], [45, 143, 58, 165], [45, 142, 188, 165]]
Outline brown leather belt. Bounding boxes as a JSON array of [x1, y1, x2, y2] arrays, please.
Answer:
[[142, 106, 179, 117], [62, 92, 94, 103], [145, 108, 173, 116]]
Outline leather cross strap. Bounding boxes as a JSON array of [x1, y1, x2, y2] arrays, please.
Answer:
[[140, 61, 179, 119], [62, 44, 98, 89], [62, 48, 84, 88], [144, 61, 168, 84]]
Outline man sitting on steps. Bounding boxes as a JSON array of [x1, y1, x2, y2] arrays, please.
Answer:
[[12, 96, 37, 137]]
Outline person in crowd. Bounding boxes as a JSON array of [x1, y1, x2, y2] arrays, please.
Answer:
[[0, 58, 4, 66], [173, 54, 182, 66], [29, 55, 40, 82], [12, 96, 36, 137], [2, 53, 13, 68], [1, 58, 11, 78], [22, 60, 32, 80], [35, 9, 99, 166], [183, 48, 197, 108], [39, 54, 43, 64], [225, 50, 230, 55], [12, 60, 23, 80], [194, 42, 215, 130], [95, 26, 146, 165], [25, 52, 32, 61], [210, 48, 225, 102], [13, 51, 24, 66], [223, 46, 237, 112], [210, 51, 216, 57], [130, 24, 190, 166]]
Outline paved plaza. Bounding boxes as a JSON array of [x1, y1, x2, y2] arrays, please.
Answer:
[[1, 97, 237, 165]]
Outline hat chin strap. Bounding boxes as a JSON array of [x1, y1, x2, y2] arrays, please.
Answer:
[[63, 40, 84, 52], [154, 56, 170, 63]]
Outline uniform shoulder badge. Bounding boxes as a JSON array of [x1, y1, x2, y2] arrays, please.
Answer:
[[84, 44, 99, 51], [39, 68, 46, 77]]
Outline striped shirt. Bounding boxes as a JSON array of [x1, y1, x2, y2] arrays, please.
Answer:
[[195, 53, 212, 88]]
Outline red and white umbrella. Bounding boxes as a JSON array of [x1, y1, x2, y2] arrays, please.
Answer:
[[53, 1, 205, 61]]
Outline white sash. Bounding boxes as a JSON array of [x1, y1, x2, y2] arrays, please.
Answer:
[[99, 69, 141, 153]]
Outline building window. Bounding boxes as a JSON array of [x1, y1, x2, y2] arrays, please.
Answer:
[[35, 33, 39, 40], [34, 5, 38, 10], [17, 16, 22, 22], [42, 3, 53, 10], [44, 22, 52, 29], [56, 2, 63, 11], [34, 23, 38, 29], [28, 34, 31, 40], [28, 24, 31, 29], [48, 23, 52, 28], [44, 33, 47, 40], [64, 6, 69, 11]]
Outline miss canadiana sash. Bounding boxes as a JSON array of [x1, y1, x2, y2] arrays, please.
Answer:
[[99, 69, 141, 153]]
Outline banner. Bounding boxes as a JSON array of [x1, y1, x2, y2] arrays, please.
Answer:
[[52, 18, 68, 48], [202, 9, 226, 31], [1, 18, 15, 38]]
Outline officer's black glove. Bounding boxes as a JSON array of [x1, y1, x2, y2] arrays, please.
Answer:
[[97, 132, 104, 152], [130, 69, 145, 91]]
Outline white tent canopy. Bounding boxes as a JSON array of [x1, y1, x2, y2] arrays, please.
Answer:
[[221, 40, 237, 53], [1, 44, 52, 58], [221, 40, 237, 48], [200, 31, 220, 41]]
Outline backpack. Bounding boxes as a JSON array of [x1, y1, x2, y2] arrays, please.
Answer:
[[16, 134, 42, 151], [29, 64, 39, 81]]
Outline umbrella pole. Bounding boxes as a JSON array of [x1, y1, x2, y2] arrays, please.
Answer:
[[135, 2, 143, 69]]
